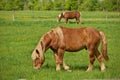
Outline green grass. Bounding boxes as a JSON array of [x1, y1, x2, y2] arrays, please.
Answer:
[[0, 11, 120, 80]]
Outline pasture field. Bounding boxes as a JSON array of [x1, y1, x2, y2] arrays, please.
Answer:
[[0, 11, 120, 80]]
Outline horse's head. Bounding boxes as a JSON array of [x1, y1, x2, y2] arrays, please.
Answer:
[[31, 41, 45, 69], [57, 13, 63, 22]]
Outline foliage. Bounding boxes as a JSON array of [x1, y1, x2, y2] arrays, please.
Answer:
[[65, 0, 78, 10], [0, 0, 119, 11]]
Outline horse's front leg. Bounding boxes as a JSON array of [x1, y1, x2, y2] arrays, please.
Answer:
[[57, 48, 71, 72], [63, 62, 71, 72], [54, 53, 61, 71], [54, 48, 71, 71], [54, 48, 64, 71], [65, 18, 68, 23]]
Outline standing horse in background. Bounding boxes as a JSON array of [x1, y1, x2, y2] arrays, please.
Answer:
[[31, 26, 109, 72], [57, 11, 81, 24]]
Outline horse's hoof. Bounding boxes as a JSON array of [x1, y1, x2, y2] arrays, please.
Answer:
[[101, 66, 106, 71], [101, 69, 105, 72], [67, 69, 72, 72], [86, 69, 92, 72], [56, 68, 61, 71]]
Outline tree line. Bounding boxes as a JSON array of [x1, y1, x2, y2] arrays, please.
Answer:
[[0, 0, 119, 11]]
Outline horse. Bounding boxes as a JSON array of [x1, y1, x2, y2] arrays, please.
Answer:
[[31, 26, 109, 72], [57, 11, 81, 24]]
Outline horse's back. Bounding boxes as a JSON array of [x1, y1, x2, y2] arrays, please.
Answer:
[[59, 27, 100, 43], [64, 11, 80, 18]]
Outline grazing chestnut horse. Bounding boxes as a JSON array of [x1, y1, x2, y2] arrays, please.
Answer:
[[57, 11, 81, 24], [31, 26, 109, 72]]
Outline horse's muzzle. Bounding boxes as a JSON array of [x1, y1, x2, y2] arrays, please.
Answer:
[[34, 66, 41, 69]]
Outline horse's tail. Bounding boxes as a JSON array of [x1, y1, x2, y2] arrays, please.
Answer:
[[100, 31, 109, 61]]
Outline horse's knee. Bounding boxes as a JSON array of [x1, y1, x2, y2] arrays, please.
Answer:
[[55, 57, 63, 65], [56, 59, 63, 65]]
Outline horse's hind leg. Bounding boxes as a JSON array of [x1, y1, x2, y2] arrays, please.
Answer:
[[76, 17, 80, 24], [95, 50, 105, 71], [86, 49, 96, 72]]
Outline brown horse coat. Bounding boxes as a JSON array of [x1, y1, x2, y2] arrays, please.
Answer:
[[31, 26, 109, 71], [57, 11, 81, 24]]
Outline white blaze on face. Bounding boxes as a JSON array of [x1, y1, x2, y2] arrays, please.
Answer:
[[57, 14, 62, 22], [58, 14, 61, 18]]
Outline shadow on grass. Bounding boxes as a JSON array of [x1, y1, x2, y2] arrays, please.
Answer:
[[43, 64, 55, 70], [68, 21, 84, 24], [43, 64, 108, 71], [71, 65, 88, 71], [69, 21, 77, 24], [58, 21, 84, 24], [72, 65, 109, 71]]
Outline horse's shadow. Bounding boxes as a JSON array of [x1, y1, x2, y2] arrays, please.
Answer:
[[43, 64, 88, 71], [59, 21, 83, 24], [69, 21, 77, 24], [69, 21, 84, 24], [71, 65, 108, 71], [43, 64, 107, 71], [72, 65, 88, 71]]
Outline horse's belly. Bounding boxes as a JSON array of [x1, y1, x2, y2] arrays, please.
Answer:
[[65, 43, 85, 52]]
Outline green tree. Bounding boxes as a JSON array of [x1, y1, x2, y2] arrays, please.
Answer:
[[65, 0, 78, 10], [23, 0, 29, 10], [43, 0, 54, 10], [28, 0, 41, 10], [103, 0, 120, 11], [0, 0, 6, 10], [0, 0, 119, 11], [0, 0, 24, 10], [54, 0, 65, 10], [78, 0, 98, 11], [95, 0, 120, 11]]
